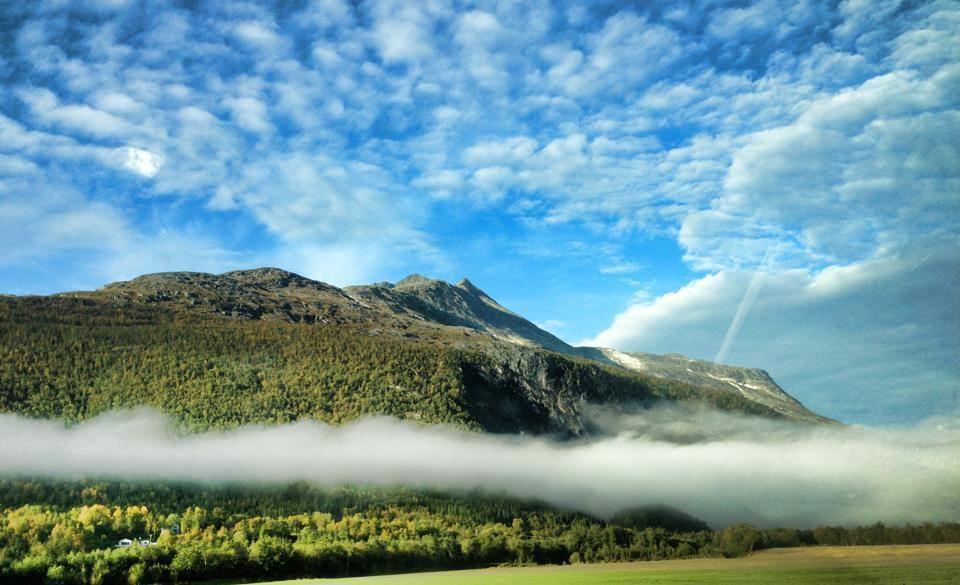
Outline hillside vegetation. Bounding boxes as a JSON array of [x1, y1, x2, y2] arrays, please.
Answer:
[[0, 296, 780, 433], [1, 479, 958, 585]]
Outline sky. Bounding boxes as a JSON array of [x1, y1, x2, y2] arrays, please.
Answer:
[[0, 0, 957, 425]]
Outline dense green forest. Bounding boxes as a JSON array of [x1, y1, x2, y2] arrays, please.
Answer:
[[0, 296, 779, 433], [1, 479, 958, 584]]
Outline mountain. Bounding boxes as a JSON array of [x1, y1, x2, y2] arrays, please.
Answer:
[[346, 273, 576, 354], [80, 269, 582, 356], [592, 349, 829, 423], [0, 268, 832, 433]]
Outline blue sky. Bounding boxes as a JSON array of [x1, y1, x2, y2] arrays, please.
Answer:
[[1, 0, 957, 425]]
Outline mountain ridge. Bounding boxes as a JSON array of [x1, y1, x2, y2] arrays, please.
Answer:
[[86, 268, 828, 422], [2, 267, 833, 429]]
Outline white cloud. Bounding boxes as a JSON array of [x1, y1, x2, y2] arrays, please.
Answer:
[[472, 166, 514, 196], [90, 91, 146, 115], [215, 151, 444, 277], [294, 0, 354, 31], [0, 153, 40, 175], [224, 96, 274, 134], [147, 105, 242, 196], [453, 10, 510, 89], [2, 2, 453, 285], [538, 10, 685, 98], [586, 242, 960, 424], [599, 262, 643, 275], [536, 318, 567, 331], [232, 20, 281, 49], [834, 0, 908, 51], [454, 10, 504, 48], [0, 165, 238, 287], [412, 169, 464, 198], [888, 5, 960, 71], [74, 0, 134, 12], [16, 86, 140, 141], [462, 136, 538, 166], [708, 0, 781, 41], [0, 169, 131, 265], [680, 62, 960, 271], [538, 133, 587, 160], [791, 43, 872, 88], [374, 20, 433, 63], [368, 2, 440, 64], [578, 12, 683, 95], [207, 185, 238, 211], [264, 243, 388, 288], [98, 228, 243, 285], [118, 146, 165, 178]]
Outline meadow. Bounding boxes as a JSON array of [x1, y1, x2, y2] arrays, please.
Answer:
[[254, 544, 960, 585]]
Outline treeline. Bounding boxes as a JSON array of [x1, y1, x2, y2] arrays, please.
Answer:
[[1, 479, 958, 584], [0, 298, 779, 433], [807, 523, 960, 547], [0, 480, 586, 527], [0, 480, 719, 584], [712, 522, 960, 552]]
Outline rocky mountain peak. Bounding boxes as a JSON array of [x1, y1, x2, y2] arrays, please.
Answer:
[[394, 274, 439, 288], [455, 277, 488, 298], [103, 271, 214, 289], [224, 267, 309, 288], [596, 348, 834, 424]]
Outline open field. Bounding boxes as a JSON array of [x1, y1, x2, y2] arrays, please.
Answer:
[[254, 544, 960, 585]]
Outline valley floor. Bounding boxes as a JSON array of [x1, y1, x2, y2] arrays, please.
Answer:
[[250, 544, 960, 585]]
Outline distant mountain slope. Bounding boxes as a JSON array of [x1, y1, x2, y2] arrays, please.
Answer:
[[0, 268, 832, 431], [346, 274, 576, 354], [93, 267, 381, 324], [88, 268, 578, 355], [594, 349, 831, 423]]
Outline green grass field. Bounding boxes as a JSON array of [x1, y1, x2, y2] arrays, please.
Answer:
[[254, 544, 960, 585]]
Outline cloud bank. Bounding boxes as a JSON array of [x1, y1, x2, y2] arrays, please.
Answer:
[[587, 241, 960, 425], [1, 408, 958, 529]]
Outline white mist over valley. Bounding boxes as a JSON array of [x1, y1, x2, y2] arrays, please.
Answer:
[[2, 406, 957, 529]]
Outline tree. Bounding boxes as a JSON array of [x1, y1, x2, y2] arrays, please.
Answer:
[[719, 523, 760, 557], [249, 535, 293, 575]]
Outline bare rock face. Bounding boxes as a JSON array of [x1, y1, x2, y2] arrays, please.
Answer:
[[92, 268, 365, 323], [347, 275, 576, 354], [594, 349, 833, 423]]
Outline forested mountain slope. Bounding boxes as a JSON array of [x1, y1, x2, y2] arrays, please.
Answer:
[[0, 268, 829, 432]]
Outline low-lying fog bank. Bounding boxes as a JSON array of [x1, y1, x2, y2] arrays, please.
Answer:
[[1, 405, 957, 528]]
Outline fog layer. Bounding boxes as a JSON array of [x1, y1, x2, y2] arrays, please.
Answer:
[[1, 406, 957, 528]]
